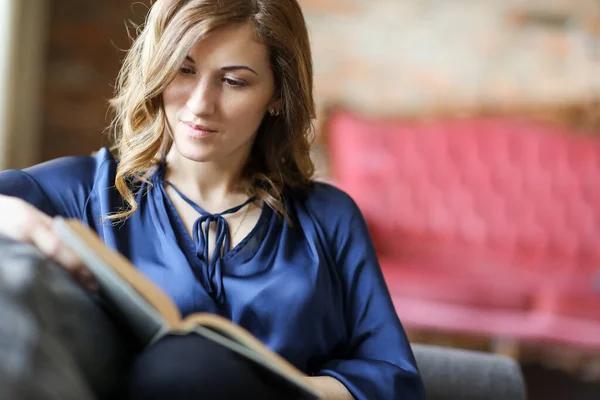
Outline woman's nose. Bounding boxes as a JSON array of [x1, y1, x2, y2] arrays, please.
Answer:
[[186, 80, 216, 116]]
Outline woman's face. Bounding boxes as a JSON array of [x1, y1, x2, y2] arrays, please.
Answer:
[[163, 22, 278, 164]]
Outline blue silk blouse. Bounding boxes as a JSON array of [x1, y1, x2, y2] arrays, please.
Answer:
[[0, 148, 424, 399]]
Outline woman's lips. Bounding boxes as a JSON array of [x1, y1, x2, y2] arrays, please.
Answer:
[[182, 121, 217, 139]]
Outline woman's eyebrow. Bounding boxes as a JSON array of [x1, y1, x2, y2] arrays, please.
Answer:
[[184, 56, 258, 76], [221, 65, 258, 76]]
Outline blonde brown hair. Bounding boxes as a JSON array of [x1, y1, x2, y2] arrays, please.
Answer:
[[108, 0, 315, 221]]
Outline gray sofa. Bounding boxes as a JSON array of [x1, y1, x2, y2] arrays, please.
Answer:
[[0, 237, 526, 399], [413, 343, 526, 400]]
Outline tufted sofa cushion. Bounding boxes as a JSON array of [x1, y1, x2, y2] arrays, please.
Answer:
[[326, 109, 600, 347]]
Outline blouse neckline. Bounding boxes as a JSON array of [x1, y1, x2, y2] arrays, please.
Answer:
[[150, 161, 272, 302]]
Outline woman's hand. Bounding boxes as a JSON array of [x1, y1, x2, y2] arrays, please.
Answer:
[[0, 195, 98, 291], [308, 376, 354, 400]]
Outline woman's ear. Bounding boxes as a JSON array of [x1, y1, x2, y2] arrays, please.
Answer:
[[269, 99, 281, 110], [267, 99, 282, 116]]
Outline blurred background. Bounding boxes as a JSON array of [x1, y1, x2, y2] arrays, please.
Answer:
[[1, 0, 599, 399]]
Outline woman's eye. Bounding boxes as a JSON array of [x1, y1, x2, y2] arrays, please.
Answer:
[[222, 77, 246, 88], [179, 66, 195, 75]]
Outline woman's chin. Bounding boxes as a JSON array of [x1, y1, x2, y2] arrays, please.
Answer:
[[172, 141, 216, 163]]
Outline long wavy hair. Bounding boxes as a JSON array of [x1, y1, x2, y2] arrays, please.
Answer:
[[107, 0, 315, 221]]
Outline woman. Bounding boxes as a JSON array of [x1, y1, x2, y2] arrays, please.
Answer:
[[0, 0, 424, 399]]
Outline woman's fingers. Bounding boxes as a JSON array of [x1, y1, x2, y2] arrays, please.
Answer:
[[0, 195, 98, 292], [29, 222, 99, 292], [0, 195, 37, 240]]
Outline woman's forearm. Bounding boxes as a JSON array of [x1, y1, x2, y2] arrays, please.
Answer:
[[308, 376, 353, 400]]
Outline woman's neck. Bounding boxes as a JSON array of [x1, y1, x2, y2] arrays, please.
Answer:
[[164, 150, 250, 213]]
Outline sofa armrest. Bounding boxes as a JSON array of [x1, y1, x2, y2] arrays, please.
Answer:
[[412, 344, 526, 400], [0, 236, 133, 399]]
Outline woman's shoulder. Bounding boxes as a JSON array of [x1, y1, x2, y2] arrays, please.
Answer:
[[23, 147, 116, 187], [0, 147, 117, 217], [287, 181, 374, 267], [289, 180, 363, 224]]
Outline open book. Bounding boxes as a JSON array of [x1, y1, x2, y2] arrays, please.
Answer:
[[52, 217, 322, 399]]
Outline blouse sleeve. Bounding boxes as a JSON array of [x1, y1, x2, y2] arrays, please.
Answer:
[[0, 149, 114, 219], [317, 196, 425, 400], [0, 169, 59, 216]]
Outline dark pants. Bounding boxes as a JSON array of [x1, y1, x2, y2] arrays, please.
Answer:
[[124, 334, 287, 400], [0, 237, 287, 400]]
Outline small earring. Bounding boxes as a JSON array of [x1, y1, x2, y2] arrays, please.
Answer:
[[269, 108, 280, 117]]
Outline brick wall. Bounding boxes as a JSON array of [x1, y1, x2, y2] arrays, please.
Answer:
[[41, 0, 146, 161], [39, 0, 600, 162], [301, 0, 600, 116]]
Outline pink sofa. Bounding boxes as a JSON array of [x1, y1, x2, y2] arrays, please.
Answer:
[[325, 109, 600, 351]]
